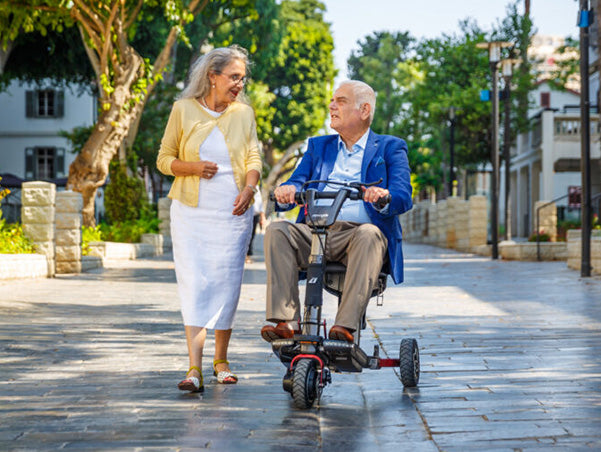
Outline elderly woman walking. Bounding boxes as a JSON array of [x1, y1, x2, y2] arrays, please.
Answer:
[[157, 45, 262, 392]]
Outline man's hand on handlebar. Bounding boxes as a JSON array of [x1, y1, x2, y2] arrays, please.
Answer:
[[273, 185, 297, 204], [362, 186, 390, 206]]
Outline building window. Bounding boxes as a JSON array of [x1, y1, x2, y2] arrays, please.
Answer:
[[25, 89, 64, 118], [25, 147, 65, 180], [540, 92, 550, 108]]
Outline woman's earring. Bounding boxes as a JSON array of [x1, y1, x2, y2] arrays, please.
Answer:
[[212, 84, 215, 88]]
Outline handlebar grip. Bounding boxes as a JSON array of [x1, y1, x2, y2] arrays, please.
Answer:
[[375, 194, 391, 209]]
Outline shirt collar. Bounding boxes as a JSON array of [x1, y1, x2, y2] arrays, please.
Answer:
[[338, 129, 370, 154]]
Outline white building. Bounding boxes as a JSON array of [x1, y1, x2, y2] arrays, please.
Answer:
[[0, 80, 101, 221], [500, 79, 601, 238]]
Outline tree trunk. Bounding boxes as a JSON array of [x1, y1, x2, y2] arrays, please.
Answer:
[[67, 46, 145, 226], [262, 141, 304, 216], [0, 39, 14, 75]]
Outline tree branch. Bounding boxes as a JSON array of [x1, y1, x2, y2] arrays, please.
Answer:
[[77, 24, 101, 81], [124, 0, 144, 30], [72, 0, 105, 34]]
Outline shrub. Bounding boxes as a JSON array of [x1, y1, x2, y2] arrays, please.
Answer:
[[0, 220, 36, 254], [528, 231, 551, 242], [0, 177, 35, 254], [104, 159, 153, 224], [82, 225, 103, 256]]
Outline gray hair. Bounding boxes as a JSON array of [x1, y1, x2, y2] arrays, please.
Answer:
[[179, 44, 250, 102], [338, 80, 376, 123]]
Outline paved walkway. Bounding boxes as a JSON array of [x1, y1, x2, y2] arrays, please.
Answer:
[[1, 238, 601, 451]]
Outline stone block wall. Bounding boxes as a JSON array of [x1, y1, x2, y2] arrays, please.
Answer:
[[21, 181, 56, 276], [534, 201, 557, 242], [468, 196, 487, 249], [402, 195, 489, 255], [158, 197, 171, 237], [55, 191, 83, 274], [567, 229, 601, 275]]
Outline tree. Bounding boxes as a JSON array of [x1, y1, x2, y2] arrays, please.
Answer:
[[261, 0, 335, 170], [347, 31, 414, 135], [1, 0, 271, 226]]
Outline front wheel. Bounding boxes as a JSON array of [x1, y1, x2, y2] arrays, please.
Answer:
[[399, 338, 420, 387], [292, 359, 318, 409]]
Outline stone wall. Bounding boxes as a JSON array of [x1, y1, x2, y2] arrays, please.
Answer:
[[567, 229, 601, 275], [401, 195, 488, 255], [1, 184, 170, 280], [533, 200, 558, 241], [55, 191, 83, 274], [21, 181, 55, 276]]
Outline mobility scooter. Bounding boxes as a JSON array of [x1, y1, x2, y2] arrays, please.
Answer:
[[268, 179, 420, 409]]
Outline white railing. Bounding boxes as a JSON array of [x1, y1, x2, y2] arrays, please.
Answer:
[[554, 115, 600, 138]]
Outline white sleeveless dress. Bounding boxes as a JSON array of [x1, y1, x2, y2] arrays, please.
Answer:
[[170, 106, 252, 329]]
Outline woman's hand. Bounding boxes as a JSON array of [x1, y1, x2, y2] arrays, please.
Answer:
[[232, 186, 254, 216], [198, 160, 218, 179]]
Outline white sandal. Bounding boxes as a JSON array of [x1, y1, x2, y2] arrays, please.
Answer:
[[178, 366, 204, 392], [213, 359, 238, 384]]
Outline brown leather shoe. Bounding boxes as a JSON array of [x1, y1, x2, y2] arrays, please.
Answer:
[[261, 322, 298, 342], [328, 325, 354, 343]]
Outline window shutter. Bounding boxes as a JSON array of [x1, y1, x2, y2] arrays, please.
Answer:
[[56, 148, 65, 177], [55, 90, 64, 117], [25, 148, 35, 178], [25, 91, 36, 118]]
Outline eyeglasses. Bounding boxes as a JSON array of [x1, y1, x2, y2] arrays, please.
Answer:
[[218, 72, 247, 85]]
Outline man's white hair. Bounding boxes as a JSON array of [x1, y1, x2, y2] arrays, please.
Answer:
[[338, 80, 376, 124]]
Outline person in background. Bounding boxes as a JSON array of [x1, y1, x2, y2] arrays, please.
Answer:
[[246, 189, 266, 263], [157, 45, 262, 392]]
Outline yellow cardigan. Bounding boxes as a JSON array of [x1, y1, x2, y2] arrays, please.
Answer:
[[156, 98, 262, 207]]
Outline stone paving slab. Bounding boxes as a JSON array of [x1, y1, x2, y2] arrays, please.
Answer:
[[1, 239, 601, 450]]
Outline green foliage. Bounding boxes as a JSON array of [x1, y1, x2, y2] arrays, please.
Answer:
[[132, 82, 179, 180], [547, 36, 579, 92], [1, 26, 95, 92], [59, 125, 95, 154], [347, 31, 415, 135], [528, 231, 551, 242], [81, 225, 103, 256], [99, 216, 159, 244], [345, 1, 537, 199], [495, 0, 536, 136], [104, 160, 152, 224], [0, 219, 36, 254], [262, 0, 336, 159]]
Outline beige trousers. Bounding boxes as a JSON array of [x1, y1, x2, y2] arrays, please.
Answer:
[[264, 221, 388, 330]]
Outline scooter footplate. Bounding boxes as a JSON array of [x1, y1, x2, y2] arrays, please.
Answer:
[[322, 340, 369, 372]]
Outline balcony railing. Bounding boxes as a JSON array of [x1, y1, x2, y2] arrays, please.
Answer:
[[554, 116, 600, 139]]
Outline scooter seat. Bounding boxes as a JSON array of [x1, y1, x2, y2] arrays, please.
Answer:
[[323, 262, 388, 300]]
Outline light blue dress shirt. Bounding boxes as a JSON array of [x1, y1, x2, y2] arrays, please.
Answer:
[[322, 130, 372, 224]]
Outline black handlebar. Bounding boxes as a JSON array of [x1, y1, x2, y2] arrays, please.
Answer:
[[269, 189, 391, 208]]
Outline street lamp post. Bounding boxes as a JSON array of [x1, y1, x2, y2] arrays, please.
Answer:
[[501, 59, 517, 241], [477, 41, 512, 260], [448, 106, 456, 197], [578, 0, 592, 277]]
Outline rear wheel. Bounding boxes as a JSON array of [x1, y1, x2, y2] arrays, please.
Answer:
[[292, 359, 318, 409], [399, 338, 420, 387]]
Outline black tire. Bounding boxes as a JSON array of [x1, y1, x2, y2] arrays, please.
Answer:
[[400, 338, 420, 387], [292, 359, 318, 409]]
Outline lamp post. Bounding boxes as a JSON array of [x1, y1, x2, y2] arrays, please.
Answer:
[[477, 41, 512, 259], [578, 0, 592, 277], [501, 58, 518, 240], [448, 106, 456, 197]]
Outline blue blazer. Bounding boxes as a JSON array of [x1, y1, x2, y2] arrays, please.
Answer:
[[280, 130, 413, 284]]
